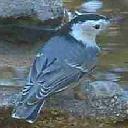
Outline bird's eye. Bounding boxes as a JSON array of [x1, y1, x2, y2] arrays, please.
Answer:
[[94, 24, 100, 29]]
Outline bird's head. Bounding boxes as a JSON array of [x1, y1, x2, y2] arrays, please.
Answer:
[[69, 14, 110, 46]]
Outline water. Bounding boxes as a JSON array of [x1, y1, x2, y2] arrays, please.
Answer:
[[98, 0, 128, 87], [0, 0, 128, 127]]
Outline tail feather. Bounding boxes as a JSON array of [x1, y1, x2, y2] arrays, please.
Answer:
[[12, 100, 45, 123], [26, 101, 45, 123]]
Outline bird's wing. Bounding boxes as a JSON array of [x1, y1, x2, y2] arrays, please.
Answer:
[[20, 52, 82, 105]]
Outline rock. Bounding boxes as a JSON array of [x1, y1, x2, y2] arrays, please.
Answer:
[[85, 81, 128, 121], [0, 1, 64, 43], [0, 0, 64, 21], [85, 81, 123, 98], [1, 80, 128, 122], [0, 87, 20, 107], [33, 0, 64, 20]]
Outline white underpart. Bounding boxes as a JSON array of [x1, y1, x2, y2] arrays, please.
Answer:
[[70, 19, 110, 47], [70, 23, 97, 47]]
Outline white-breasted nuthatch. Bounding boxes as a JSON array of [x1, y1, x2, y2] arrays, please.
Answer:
[[12, 13, 110, 123]]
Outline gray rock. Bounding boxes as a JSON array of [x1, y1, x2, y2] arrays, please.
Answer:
[[85, 81, 128, 121], [33, 0, 64, 20], [0, 0, 64, 20], [85, 81, 123, 98], [1, 80, 128, 122], [0, 0, 65, 43]]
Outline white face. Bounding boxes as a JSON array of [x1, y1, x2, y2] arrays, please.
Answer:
[[79, 19, 110, 35], [70, 18, 110, 45]]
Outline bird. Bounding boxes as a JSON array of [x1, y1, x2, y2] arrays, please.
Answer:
[[12, 13, 110, 123]]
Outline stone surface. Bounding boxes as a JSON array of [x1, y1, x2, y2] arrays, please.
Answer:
[[1, 80, 128, 122], [0, 0, 64, 20], [85, 81, 128, 121]]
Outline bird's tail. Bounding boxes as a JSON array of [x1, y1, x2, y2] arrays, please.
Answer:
[[12, 99, 45, 123]]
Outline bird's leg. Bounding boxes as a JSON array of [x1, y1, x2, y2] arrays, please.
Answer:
[[73, 86, 87, 100], [73, 80, 88, 100], [73, 73, 96, 100]]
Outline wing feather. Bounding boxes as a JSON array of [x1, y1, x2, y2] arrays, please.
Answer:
[[35, 70, 81, 100], [21, 52, 82, 104]]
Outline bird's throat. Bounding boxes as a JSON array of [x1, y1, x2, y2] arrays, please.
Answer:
[[70, 29, 97, 48]]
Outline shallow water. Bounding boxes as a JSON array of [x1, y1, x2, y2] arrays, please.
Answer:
[[98, 0, 128, 87], [0, 0, 128, 127]]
